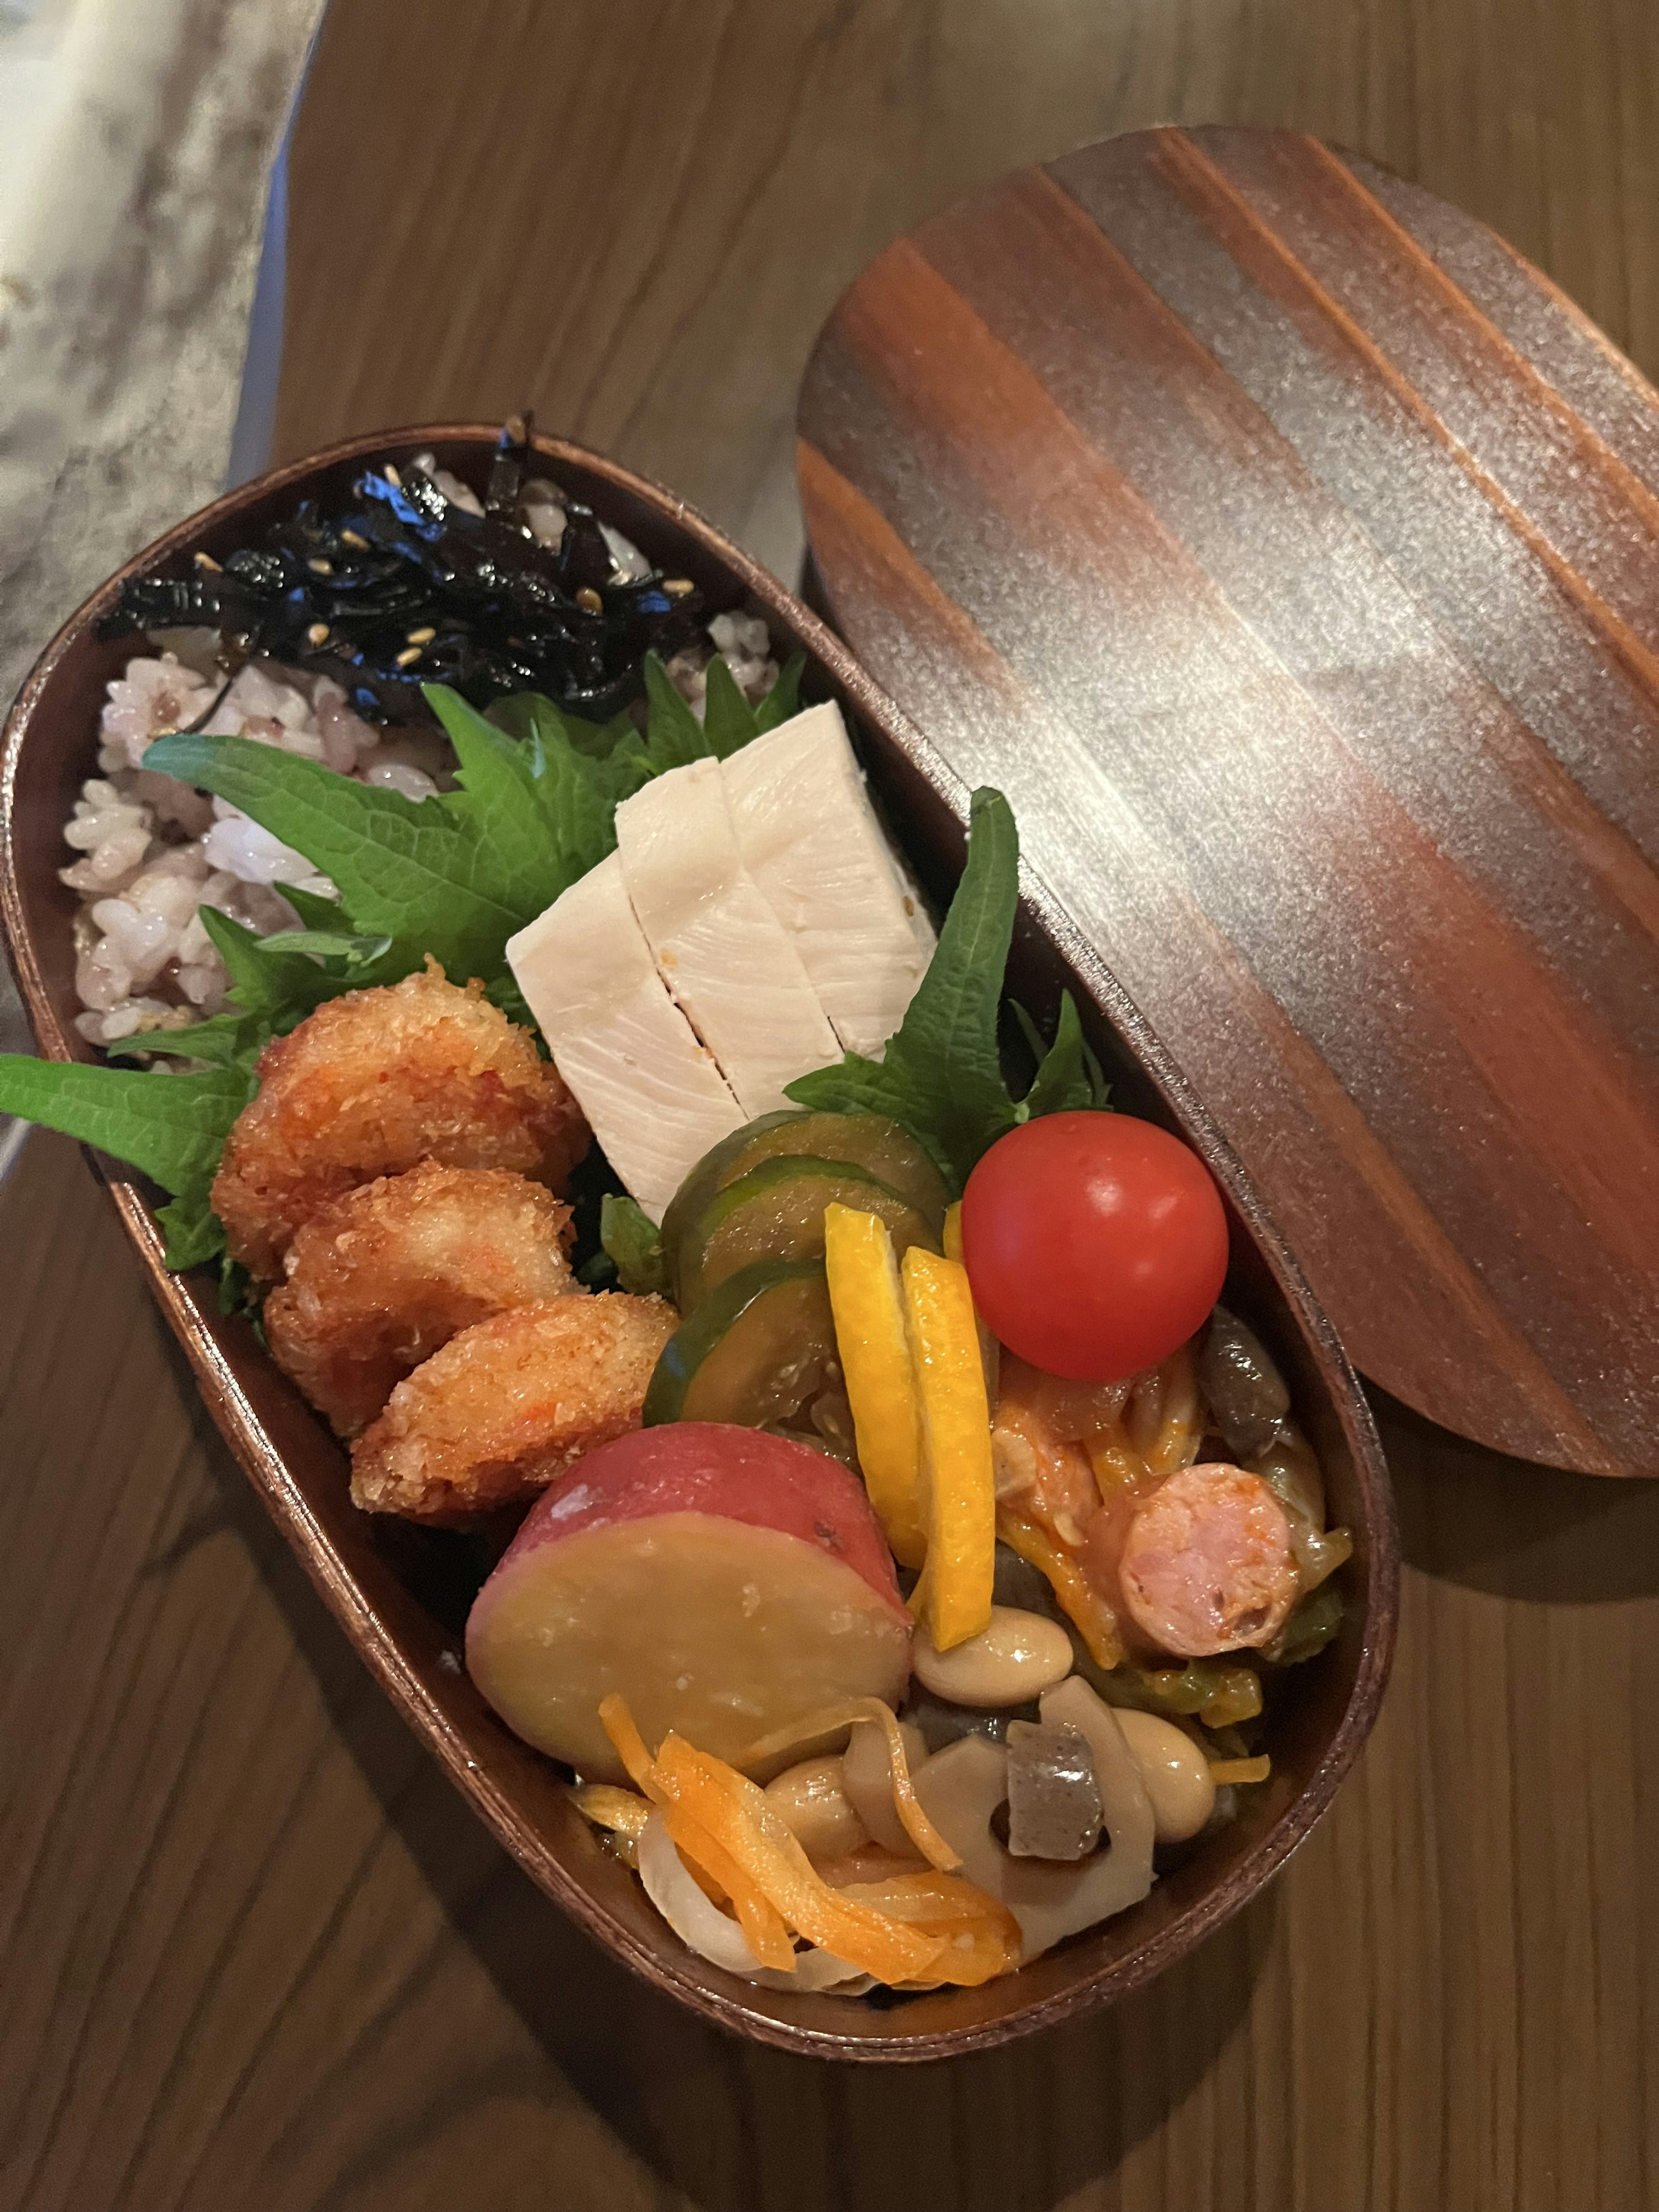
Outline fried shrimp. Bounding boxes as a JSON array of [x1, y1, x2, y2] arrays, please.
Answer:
[[264, 1163, 576, 1439], [213, 963, 588, 1276], [350, 1293, 677, 1524]]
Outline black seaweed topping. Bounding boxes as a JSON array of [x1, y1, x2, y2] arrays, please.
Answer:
[[101, 418, 706, 722]]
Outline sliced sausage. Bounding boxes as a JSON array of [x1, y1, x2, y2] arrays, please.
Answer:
[[1084, 1462, 1297, 1659]]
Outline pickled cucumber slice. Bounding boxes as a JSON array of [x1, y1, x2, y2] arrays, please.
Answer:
[[659, 1109, 948, 1266], [642, 1257, 839, 1428], [676, 1154, 937, 1310], [719, 1111, 947, 1228], [658, 1109, 803, 1261]]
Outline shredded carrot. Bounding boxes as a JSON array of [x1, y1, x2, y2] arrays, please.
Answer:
[[599, 1693, 664, 1799], [996, 1507, 1125, 1669], [1209, 1754, 1271, 1786], [733, 1697, 960, 1872], [651, 1735, 947, 1985], [598, 1695, 793, 1954], [837, 1872, 1021, 1987]]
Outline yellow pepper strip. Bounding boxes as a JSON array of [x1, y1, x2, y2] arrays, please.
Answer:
[[902, 1247, 996, 1651], [600, 1694, 793, 1955], [1086, 1430, 1150, 1503], [651, 1735, 947, 1985], [732, 1696, 960, 1872], [570, 1783, 652, 1843], [996, 1507, 1125, 1670], [822, 1204, 927, 1567], [1209, 1754, 1271, 1786], [1130, 1343, 1203, 1475], [942, 1200, 1001, 1406]]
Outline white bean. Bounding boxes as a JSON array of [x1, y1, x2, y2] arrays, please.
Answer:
[[912, 1605, 1074, 1708], [763, 1757, 870, 1859], [1111, 1710, 1217, 1843]]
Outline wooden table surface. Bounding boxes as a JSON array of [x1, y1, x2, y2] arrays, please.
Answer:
[[6, 3, 1658, 2206]]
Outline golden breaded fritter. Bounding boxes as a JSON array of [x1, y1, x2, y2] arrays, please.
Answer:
[[264, 1163, 576, 1439], [213, 963, 588, 1276], [350, 1293, 676, 1525]]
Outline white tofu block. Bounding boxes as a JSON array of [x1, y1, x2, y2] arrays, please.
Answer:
[[614, 756, 840, 1117], [721, 701, 935, 1058], [505, 851, 743, 1223]]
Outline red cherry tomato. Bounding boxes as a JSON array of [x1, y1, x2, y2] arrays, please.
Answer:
[[960, 1112, 1229, 1382]]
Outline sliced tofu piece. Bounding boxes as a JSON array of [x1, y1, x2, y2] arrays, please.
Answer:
[[505, 851, 742, 1223], [721, 701, 936, 1058], [614, 756, 839, 1117]]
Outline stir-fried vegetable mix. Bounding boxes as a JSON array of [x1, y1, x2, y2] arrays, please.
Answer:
[[0, 432, 1353, 1999]]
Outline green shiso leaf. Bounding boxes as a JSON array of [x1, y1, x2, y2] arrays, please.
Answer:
[[0, 1056, 253, 1196], [754, 654, 805, 735], [105, 1011, 268, 1071], [785, 790, 1108, 1189], [786, 787, 1022, 1189], [1017, 990, 1108, 1119], [700, 652, 758, 759], [274, 881, 345, 931], [640, 652, 713, 772], [598, 1192, 666, 1297], [143, 728, 521, 983]]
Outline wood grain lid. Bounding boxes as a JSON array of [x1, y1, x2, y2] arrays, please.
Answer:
[[798, 125, 1659, 1479]]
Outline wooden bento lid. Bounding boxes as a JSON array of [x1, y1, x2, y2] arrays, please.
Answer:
[[798, 125, 1659, 1479]]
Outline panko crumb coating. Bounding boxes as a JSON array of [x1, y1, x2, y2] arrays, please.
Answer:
[[264, 1163, 576, 1439], [350, 1293, 677, 1525], [213, 964, 588, 1277]]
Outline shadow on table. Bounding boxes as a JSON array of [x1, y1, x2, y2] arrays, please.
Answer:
[[165, 1336, 1271, 2212], [1373, 1386, 1659, 1604]]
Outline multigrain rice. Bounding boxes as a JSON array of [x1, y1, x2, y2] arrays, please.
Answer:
[[64, 499, 780, 1052]]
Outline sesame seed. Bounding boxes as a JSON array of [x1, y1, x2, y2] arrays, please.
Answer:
[[663, 577, 694, 597], [575, 587, 603, 614], [394, 645, 423, 668], [405, 625, 436, 645], [383, 464, 402, 488], [308, 557, 333, 576], [193, 550, 222, 572], [340, 528, 368, 549], [306, 623, 330, 646]]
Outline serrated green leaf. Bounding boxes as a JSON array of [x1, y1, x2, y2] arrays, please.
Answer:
[[144, 729, 522, 983], [256, 929, 393, 964], [196, 906, 356, 1024], [599, 1192, 666, 1297], [1020, 992, 1099, 1119], [754, 653, 806, 734], [105, 1012, 267, 1070], [0, 1055, 253, 1196], [487, 691, 640, 763], [786, 787, 1021, 1189], [276, 882, 345, 932], [157, 1183, 229, 1268], [425, 684, 581, 916], [641, 652, 712, 771], [701, 652, 758, 759]]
